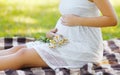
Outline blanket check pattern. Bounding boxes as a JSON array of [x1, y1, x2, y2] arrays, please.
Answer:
[[0, 37, 120, 75]]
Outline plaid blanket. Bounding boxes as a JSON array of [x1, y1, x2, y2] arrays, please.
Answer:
[[0, 37, 120, 75]]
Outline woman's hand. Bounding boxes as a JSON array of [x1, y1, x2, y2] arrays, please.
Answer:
[[46, 28, 58, 39], [61, 14, 79, 26]]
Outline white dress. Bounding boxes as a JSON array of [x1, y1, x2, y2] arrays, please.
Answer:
[[26, 0, 103, 70]]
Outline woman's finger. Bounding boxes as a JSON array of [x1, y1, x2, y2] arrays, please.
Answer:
[[61, 17, 67, 24], [46, 32, 57, 39], [51, 28, 58, 33]]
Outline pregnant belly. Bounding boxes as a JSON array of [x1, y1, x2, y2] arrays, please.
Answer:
[[55, 18, 83, 42], [55, 18, 69, 37]]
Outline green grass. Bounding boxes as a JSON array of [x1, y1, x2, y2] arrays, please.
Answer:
[[0, 0, 60, 39], [0, 0, 120, 40]]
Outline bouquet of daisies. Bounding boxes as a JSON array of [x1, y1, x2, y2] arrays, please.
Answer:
[[49, 35, 69, 49]]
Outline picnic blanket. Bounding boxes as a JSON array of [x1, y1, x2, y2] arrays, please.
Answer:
[[0, 37, 120, 75]]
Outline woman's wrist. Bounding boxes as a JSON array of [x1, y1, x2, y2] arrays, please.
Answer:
[[74, 16, 81, 26]]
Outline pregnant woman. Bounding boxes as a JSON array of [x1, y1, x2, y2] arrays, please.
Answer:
[[0, 0, 118, 70]]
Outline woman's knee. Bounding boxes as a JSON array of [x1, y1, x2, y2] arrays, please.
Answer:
[[13, 48, 31, 66], [15, 48, 37, 62], [10, 45, 26, 52], [15, 48, 48, 68], [15, 48, 30, 57]]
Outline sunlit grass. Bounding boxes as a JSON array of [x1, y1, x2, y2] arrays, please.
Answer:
[[110, 0, 120, 7], [0, 0, 120, 40], [0, 0, 60, 38]]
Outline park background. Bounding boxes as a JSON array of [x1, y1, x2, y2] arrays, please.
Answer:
[[0, 0, 120, 40]]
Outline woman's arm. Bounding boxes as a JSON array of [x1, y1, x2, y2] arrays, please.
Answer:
[[61, 0, 118, 27]]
